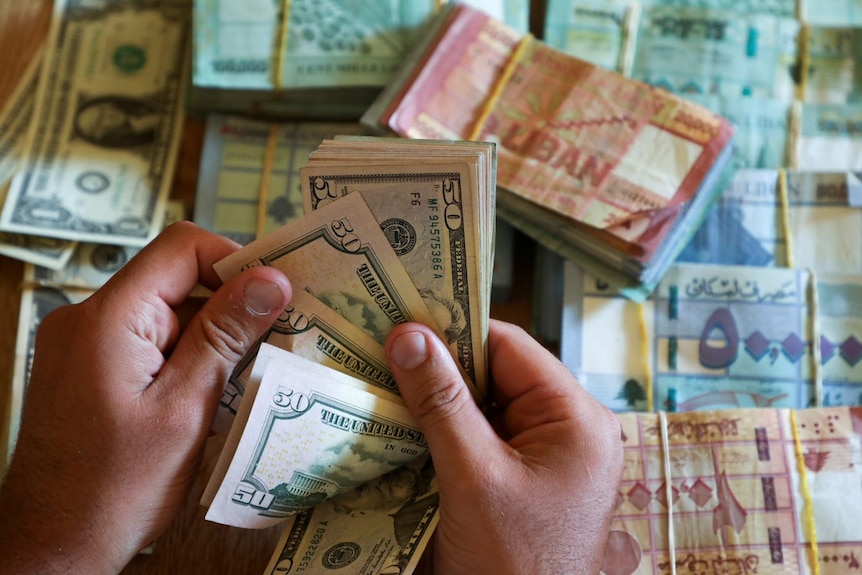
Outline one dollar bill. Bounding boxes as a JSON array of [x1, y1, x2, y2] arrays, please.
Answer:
[[0, 0, 189, 246]]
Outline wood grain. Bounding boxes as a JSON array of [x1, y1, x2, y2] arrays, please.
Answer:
[[0, 3, 538, 573]]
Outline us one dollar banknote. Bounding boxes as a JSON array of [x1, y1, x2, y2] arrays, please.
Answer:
[[203, 343, 427, 530], [0, 45, 76, 269], [0, 0, 189, 246], [4, 199, 185, 474]]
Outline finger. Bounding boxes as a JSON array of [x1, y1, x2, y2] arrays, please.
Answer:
[[87, 222, 242, 356], [486, 319, 614, 439], [100, 221, 240, 309], [150, 265, 291, 418], [385, 323, 503, 475], [487, 319, 590, 405]]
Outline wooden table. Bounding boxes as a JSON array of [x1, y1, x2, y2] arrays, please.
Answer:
[[0, 3, 538, 572]]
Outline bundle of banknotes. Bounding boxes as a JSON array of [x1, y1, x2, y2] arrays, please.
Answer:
[[543, 0, 862, 172], [192, 135, 495, 572], [604, 405, 862, 575], [0, 0, 191, 269], [361, 2, 738, 301], [188, 0, 529, 120], [558, 168, 862, 415]]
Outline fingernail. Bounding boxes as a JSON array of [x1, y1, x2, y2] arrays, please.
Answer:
[[390, 332, 428, 370], [243, 279, 283, 316]]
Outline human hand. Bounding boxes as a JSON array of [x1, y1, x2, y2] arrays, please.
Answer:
[[0, 222, 291, 574], [385, 319, 623, 575]]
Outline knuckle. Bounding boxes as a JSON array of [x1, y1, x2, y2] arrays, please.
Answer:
[[410, 373, 472, 428], [198, 313, 249, 363]]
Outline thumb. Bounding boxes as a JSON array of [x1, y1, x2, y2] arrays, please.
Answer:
[[385, 323, 500, 474], [154, 266, 291, 411]]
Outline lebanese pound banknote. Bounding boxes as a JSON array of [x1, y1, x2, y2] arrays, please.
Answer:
[[194, 115, 364, 245], [0, 0, 189, 246], [193, 0, 437, 91], [212, 192, 450, 428], [300, 155, 489, 396], [629, 7, 799, 100], [803, 0, 862, 26], [204, 343, 428, 530], [606, 407, 862, 574], [805, 26, 862, 105], [370, 4, 734, 265], [263, 455, 437, 575], [652, 264, 816, 413], [683, 96, 791, 169], [543, 1, 632, 72], [796, 104, 862, 170], [0, 46, 76, 269], [678, 169, 862, 275], [213, 289, 396, 436], [816, 275, 862, 408], [561, 261, 818, 412]]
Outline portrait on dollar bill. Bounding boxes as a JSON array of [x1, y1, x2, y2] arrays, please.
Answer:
[[73, 96, 159, 148]]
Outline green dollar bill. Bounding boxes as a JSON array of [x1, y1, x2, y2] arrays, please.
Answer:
[[0, 46, 76, 269], [205, 343, 426, 529], [214, 191, 439, 346], [0, 0, 189, 246], [264, 456, 437, 575], [213, 289, 396, 435], [301, 158, 489, 395]]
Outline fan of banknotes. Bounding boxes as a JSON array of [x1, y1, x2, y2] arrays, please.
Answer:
[[362, 2, 738, 302], [194, 136, 495, 571]]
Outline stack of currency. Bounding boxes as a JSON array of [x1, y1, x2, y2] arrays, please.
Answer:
[[362, 3, 737, 301], [194, 136, 494, 573], [536, 1, 862, 419], [189, 0, 530, 121], [543, 1, 862, 169], [605, 405, 862, 574], [560, 169, 862, 413], [193, 115, 366, 245], [0, 0, 191, 268]]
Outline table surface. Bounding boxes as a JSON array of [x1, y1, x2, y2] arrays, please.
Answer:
[[0, 3, 538, 572]]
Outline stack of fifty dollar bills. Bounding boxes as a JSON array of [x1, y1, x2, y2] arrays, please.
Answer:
[[362, 2, 737, 302], [198, 136, 496, 574]]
